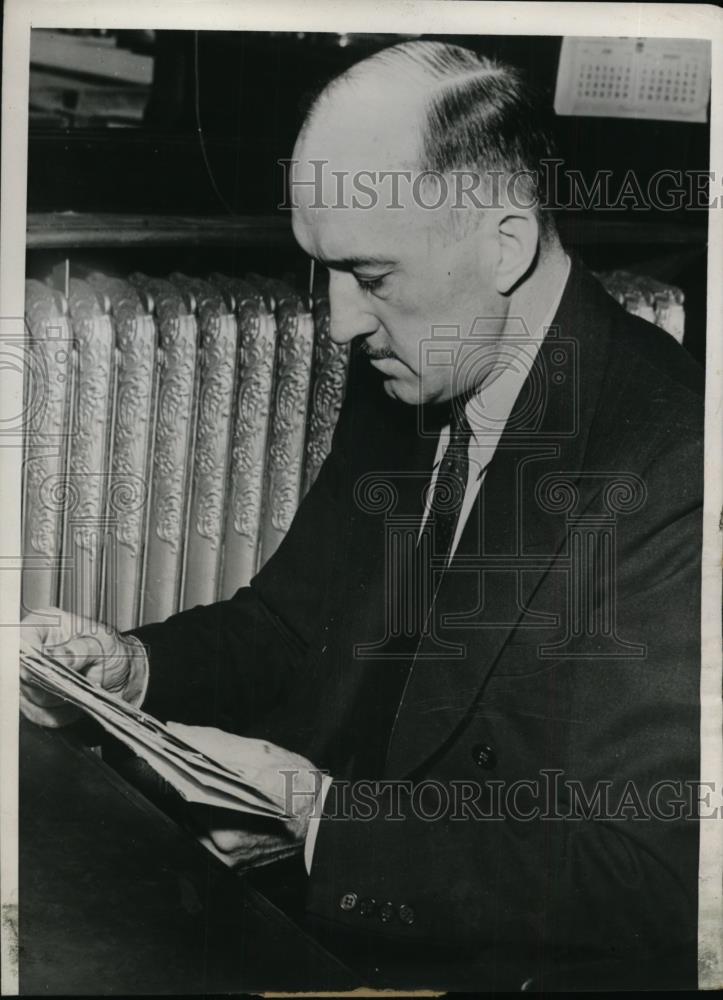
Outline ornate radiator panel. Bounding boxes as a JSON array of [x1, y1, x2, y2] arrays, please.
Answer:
[[209, 275, 277, 597], [62, 279, 116, 622], [88, 273, 157, 631], [169, 274, 238, 611], [249, 277, 315, 568], [22, 281, 74, 614], [595, 270, 686, 343], [303, 293, 350, 498], [129, 274, 199, 626]]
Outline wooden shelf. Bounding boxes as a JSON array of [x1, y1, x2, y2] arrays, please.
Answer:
[[26, 212, 295, 249], [26, 211, 707, 250]]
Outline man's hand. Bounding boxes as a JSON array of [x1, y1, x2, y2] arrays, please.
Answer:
[[20, 606, 146, 728], [169, 723, 325, 868]]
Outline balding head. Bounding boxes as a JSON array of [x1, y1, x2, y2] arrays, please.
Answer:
[[295, 45, 432, 176], [293, 40, 557, 233]]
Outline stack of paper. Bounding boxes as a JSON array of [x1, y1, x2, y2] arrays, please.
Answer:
[[21, 652, 288, 819]]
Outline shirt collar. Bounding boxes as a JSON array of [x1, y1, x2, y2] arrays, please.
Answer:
[[432, 254, 571, 465], [464, 253, 571, 451]]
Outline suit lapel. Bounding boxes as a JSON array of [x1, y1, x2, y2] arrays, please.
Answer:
[[385, 261, 616, 778], [295, 368, 442, 770]]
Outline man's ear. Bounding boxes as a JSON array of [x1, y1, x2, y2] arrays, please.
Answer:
[[493, 211, 539, 294]]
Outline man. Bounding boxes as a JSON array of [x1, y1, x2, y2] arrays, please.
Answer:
[[20, 41, 703, 990]]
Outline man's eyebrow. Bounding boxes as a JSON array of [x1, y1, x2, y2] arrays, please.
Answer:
[[317, 255, 397, 271]]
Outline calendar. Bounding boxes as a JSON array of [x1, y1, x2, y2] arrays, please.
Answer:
[[554, 37, 710, 122]]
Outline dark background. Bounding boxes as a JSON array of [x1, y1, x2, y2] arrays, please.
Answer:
[[26, 30, 710, 364]]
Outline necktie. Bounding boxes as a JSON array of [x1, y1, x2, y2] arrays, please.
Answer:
[[326, 400, 472, 780], [429, 401, 473, 562]]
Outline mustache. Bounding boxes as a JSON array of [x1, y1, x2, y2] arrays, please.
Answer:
[[360, 341, 398, 361]]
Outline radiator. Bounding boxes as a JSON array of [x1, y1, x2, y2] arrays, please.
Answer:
[[22, 266, 683, 632], [22, 272, 349, 631]]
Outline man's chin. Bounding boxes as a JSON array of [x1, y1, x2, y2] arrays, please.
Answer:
[[382, 378, 449, 408], [381, 377, 420, 405], [371, 363, 446, 407]]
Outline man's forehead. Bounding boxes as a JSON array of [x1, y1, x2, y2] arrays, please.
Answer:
[[289, 81, 445, 260], [291, 197, 435, 264], [289, 135, 440, 256], [292, 142, 420, 195], [295, 81, 423, 175]]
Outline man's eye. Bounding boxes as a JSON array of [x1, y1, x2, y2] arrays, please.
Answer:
[[354, 274, 387, 293]]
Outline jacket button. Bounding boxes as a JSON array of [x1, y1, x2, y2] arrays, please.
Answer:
[[339, 891, 358, 912], [359, 897, 377, 918], [471, 743, 497, 769], [398, 903, 415, 925], [378, 901, 395, 923]]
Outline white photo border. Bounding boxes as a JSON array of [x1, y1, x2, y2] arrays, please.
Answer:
[[1, 1, 721, 992]]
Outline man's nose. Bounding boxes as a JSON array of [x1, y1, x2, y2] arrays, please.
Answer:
[[327, 271, 378, 345]]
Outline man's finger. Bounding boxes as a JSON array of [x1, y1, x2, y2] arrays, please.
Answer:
[[19, 676, 65, 709], [47, 635, 106, 669], [20, 607, 69, 648], [19, 624, 50, 655]]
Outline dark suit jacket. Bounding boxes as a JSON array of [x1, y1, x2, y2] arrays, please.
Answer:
[[132, 260, 703, 991]]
